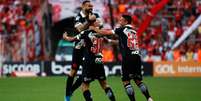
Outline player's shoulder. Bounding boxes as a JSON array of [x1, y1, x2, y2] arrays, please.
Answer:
[[124, 25, 137, 33], [114, 26, 124, 32], [75, 14, 81, 21]]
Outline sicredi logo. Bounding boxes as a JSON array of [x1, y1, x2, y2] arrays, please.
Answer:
[[155, 64, 175, 74], [3, 63, 40, 74]]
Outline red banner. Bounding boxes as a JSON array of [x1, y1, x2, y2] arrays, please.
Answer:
[[137, 0, 169, 37]]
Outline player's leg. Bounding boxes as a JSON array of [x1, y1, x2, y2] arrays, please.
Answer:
[[81, 82, 93, 101], [65, 48, 83, 101], [133, 54, 153, 101], [99, 80, 116, 101], [71, 75, 83, 93], [122, 80, 136, 101], [96, 63, 116, 101], [121, 60, 136, 101], [81, 61, 94, 101], [65, 68, 78, 97], [135, 79, 153, 101], [65, 68, 78, 101]]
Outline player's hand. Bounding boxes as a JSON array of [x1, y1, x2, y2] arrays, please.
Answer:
[[88, 13, 96, 21], [89, 26, 95, 30], [63, 32, 69, 40], [103, 37, 110, 42], [63, 32, 76, 42]]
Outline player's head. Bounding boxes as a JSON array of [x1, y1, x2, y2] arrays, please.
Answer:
[[82, 0, 93, 13], [119, 15, 132, 26]]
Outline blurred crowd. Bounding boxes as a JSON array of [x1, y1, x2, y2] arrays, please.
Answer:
[[100, 0, 201, 62], [0, 0, 42, 62]]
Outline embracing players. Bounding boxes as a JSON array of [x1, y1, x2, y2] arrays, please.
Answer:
[[90, 15, 153, 101], [64, 19, 116, 101], [64, 0, 101, 101]]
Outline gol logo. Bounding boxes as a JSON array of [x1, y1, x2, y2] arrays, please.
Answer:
[[155, 64, 175, 74]]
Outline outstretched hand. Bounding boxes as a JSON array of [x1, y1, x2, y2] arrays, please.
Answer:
[[63, 32, 76, 42], [63, 32, 69, 40]]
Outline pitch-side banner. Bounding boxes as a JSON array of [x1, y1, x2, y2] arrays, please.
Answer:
[[154, 61, 201, 77], [2, 62, 42, 76], [44, 61, 153, 76]]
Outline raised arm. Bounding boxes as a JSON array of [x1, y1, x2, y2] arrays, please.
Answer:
[[89, 26, 114, 35]]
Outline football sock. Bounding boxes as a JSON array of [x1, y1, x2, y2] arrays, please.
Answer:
[[71, 76, 83, 93], [66, 76, 74, 96], [83, 90, 93, 101], [138, 82, 151, 99], [104, 87, 116, 101], [124, 83, 135, 101]]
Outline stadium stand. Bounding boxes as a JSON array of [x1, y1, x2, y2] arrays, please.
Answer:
[[100, 0, 201, 62]]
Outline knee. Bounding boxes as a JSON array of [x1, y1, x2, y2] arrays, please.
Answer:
[[69, 69, 77, 77], [81, 83, 89, 92], [123, 81, 130, 86], [100, 80, 109, 89], [135, 80, 142, 86]]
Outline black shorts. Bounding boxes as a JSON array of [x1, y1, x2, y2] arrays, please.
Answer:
[[121, 54, 142, 81], [71, 47, 84, 70], [82, 60, 106, 83]]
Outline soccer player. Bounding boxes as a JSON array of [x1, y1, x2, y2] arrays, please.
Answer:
[[89, 15, 153, 101], [63, 19, 116, 101], [64, 0, 101, 101]]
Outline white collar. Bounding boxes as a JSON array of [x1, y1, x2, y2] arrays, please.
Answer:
[[80, 10, 87, 18]]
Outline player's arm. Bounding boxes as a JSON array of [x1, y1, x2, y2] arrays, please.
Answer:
[[75, 22, 90, 32], [89, 26, 114, 35], [63, 31, 85, 42], [75, 13, 96, 32], [107, 39, 119, 45], [104, 37, 119, 45], [63, 32, 78, 42]]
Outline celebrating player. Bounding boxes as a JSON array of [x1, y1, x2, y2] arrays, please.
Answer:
[[89, 15, 153, 101], [63, 19, 116, 101], [64, 0, 101, 101]]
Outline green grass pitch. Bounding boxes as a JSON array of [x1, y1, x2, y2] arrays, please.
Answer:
[[0, 76, 201, 101]]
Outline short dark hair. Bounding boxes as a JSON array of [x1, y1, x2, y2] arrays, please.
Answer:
[[82, 0, 91, 5], [122, 15, 132, 24]]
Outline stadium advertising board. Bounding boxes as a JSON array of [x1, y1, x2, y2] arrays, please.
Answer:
[[2, 62, 42, 76], [154, 61, 201, 77], [44, 61, 153, 76]]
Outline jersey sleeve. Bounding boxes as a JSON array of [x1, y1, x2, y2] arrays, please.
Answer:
[[114, 27, 123, 36], [75, 31, 87, 40], [74, 15, 83, 28]]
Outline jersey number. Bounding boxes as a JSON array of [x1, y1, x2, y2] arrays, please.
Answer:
[[125, 29, 138, 50], [91, 38, 103, 54]]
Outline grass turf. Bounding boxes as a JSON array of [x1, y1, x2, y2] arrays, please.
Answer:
[[0, 76, 201, 101]]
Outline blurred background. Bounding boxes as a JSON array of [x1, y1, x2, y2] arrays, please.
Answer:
[[0, 0, 201, 101]]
